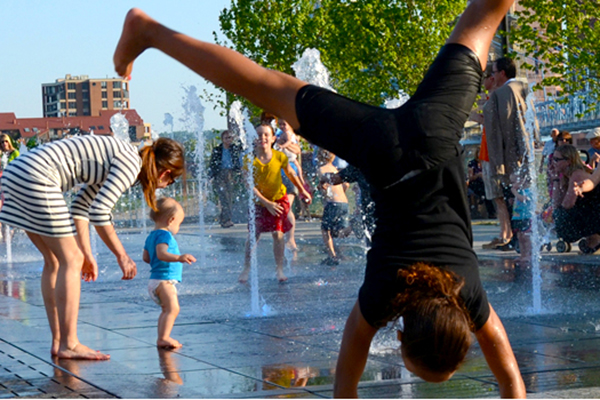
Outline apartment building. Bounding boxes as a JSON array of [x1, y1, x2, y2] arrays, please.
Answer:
[[42, 75, 130, 118]]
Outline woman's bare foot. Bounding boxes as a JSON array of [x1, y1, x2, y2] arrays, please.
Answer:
[[157, 338, 182, 349], [57, 343, 110, 360], [113, 8, 156, 77], [276, 269, 288, 282], [238, 268, 250, 283], [51, 339, 60, 357]]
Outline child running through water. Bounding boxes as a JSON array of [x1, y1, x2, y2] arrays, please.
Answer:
[[318, 149, 351, 266], [239, 124, 312, 283], [114, 1, 525, 395], [510, 171, 533, 265], [143, 197, 196, 348]]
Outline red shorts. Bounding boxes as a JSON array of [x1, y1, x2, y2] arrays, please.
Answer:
[[253, 196, 292, 234]]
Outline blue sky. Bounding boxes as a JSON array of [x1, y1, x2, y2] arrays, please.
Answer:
[[0, 0, 231, 132]]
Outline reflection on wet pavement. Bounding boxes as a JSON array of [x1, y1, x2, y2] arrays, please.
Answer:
[[1, 223, 600, 397]]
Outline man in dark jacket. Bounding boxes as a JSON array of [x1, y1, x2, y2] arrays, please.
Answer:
[[208, 130, 243, 228]]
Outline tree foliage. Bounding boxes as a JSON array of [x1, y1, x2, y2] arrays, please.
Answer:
[[216, 0, 466, 110], [509, 0, 600, 107]]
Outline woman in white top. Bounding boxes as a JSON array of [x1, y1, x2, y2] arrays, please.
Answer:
[[0, 135, 185, 360]]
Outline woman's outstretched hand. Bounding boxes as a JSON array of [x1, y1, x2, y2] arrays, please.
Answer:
[[117, 254, 137, 280], [81, 254, 98, 282]]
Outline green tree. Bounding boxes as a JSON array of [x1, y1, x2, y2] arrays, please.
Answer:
[[509, 0, 600, 109], [216, 0, 466, 110]]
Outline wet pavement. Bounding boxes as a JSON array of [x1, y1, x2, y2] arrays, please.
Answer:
[[1, 220, 600, 398]]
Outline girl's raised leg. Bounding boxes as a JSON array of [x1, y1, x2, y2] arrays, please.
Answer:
[[114, 8, 305, 128]]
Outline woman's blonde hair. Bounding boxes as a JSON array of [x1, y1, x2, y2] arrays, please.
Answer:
[[0, 134, 15, 151], [556, 144, 592, 177], [138, 138, 185, 211]]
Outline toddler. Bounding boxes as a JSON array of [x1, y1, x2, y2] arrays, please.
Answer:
[[143, 197, 196, 348], [510, 172, 533, 264]]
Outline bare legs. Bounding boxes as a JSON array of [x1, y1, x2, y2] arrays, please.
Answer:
[[495, 198, 513, 243], [114, 8, 305, 128], [239, 230, 288, 283], [25, 232, 110, 360], [285, 194, 298, 251], [156, 282, 182, 349]]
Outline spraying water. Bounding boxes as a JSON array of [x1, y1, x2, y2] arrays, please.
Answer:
[[180, 85, 207, 268], [292, 48, 335, 91], [229, 101, 266, 316], [523, 83, 543, 314], [18, 142, 28, 155], [110, 113, 130, 142]]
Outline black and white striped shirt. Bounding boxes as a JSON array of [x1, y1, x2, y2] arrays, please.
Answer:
[[5, 135, 141, 226]]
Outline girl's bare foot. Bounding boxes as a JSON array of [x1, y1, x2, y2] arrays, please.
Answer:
[[157, 338, 182, 349], [57, 343, 110, 360], [276, 269, 288, 282], [238, 268, 250, 283], [113, 8, 156, 77]]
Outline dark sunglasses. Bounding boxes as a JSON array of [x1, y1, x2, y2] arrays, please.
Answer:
[[553, 157, 567, 162]]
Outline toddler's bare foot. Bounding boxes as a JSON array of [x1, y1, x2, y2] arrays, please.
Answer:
[[238, 269, 250, 283], [276, 270, 288, 282], [57, 343, 110, 360], [157, 338, 182, 349], [114, 8, 156, 77]]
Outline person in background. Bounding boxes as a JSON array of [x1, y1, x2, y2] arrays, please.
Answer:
[[0, 134, 20, 239], [585, 127, 600, 169], [510, 171, 533, 265], [275, 119, 305, 252], [552, 144, 600, 254], [539, 128, 559, 174], [208, 130, 243, 228], [317, 149, 351, 265]]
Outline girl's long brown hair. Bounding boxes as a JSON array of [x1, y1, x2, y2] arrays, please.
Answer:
[[390, 263, 473, 374], [138, 138, 185, 211]]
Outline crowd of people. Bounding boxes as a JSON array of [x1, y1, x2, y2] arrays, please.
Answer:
[[9, 0, 600, 397]]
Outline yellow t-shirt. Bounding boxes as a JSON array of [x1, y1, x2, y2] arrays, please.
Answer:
[[245, 150, 288, 202]]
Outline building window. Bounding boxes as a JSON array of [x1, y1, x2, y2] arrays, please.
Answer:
[[101, 81, 107, 88], [102, 100, 108, 108], [113, 100, 122, 108], [68, 101, 77, 109], [68, 92, 76, 99], [123, 101, 129, 108], [67, 83, 76, 90], [82, 82, 89, 91], [123, 82, 128, 91], [113, 91, 122, 98], [69, 111, 77, 116], [101, 91, 107, 99], [112, 81, 121, 89], [46, 104, 57, 112]]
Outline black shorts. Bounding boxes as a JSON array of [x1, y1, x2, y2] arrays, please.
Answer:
[[321, 202, 350, 236], [296, 43, 483, 190]]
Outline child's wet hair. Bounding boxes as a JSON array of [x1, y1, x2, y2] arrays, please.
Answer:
[[149, 197, 181, 223], [389, 263, 473, 374]]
